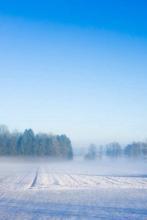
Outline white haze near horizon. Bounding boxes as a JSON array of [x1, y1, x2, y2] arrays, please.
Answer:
[[0, 157, 146, 177]]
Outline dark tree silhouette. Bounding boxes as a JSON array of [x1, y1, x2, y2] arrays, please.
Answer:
[[0, 125, 73, 159]]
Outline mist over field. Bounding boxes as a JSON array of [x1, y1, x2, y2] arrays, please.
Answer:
[[0, 156, 146, 219], [0, 156, 146, 177], [0, 0, 147, 219], [0, 125, 147, 219]]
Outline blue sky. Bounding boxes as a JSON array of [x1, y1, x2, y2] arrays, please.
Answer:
[[0, 0, 147, 146]]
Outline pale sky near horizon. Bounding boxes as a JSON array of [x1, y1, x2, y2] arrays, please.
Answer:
[[0, 0, 147, 147]]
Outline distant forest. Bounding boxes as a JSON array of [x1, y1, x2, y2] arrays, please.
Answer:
[[85, 142, 147, 160], [0, 125, 73, 159]]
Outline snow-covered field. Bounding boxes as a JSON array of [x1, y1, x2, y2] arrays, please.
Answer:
[[0, 158, 147, 219]]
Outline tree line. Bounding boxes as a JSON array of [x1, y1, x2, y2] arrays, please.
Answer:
[[85, 142, 147, 160], [0, 125, 73, 159]]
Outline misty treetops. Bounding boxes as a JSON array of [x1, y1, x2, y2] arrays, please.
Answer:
[[85, 142, 147, 160], [0, 125, 73, 159]]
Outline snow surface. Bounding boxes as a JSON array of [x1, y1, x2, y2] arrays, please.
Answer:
[[0, 158, 147, 219]]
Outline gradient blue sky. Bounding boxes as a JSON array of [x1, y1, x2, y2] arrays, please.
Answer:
[[0, 0, 147, 146]]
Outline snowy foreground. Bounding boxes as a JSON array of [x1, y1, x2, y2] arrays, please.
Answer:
[[0, 158, 147, 220]]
